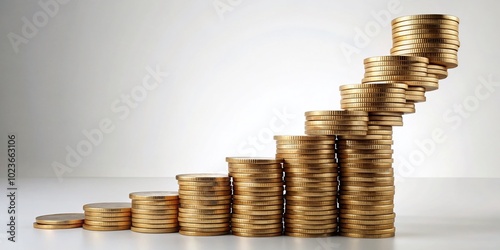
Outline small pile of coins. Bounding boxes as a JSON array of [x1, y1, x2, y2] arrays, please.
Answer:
[[82, 202, 132, 231], [130, 191, 179, 233], [33, 213, 84, 230]]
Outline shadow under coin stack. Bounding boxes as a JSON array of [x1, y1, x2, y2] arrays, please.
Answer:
[[129, 191, 179, 233], [82, 202, 132, 231], [226, 157, 284, 237], [273, 135, 338, 237], [33, 213, 84, 230], [176, 174, 231, 236]]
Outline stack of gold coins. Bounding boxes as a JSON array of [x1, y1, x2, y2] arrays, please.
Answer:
[[82, 202, 132, 231], [33, 213, 84, 230], [274, 135, 338, 237], [304, 110, 369, 136], [129, 191, 179, 233], [340, 83, 412, 120], [176, 174, 231, 236], [362, 55, 435, 93], [391, 14, 460, 71], [336, 125, 396, 238], [226, 157, 284, 237]]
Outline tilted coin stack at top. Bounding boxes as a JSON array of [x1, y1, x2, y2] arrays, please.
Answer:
[[226, 157, 285, 237], [129, 191, 179, 233], [176, 174, 232, 236]]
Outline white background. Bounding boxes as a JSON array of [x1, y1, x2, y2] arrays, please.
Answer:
[[1, 0, 500, 179]]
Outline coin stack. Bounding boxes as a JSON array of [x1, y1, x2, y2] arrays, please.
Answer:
[[274, 135, 338, 237], [82, 202, 132, 231], [336, 125, 396, 238], [226, 157, 284, 237], [129, 191, 179, 233], [176, 174, 231, 236], [33, 213, 84, 230], [305, 110, 369, 136], [391, 14, 460, 72]]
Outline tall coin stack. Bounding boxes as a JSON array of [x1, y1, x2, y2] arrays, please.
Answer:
[[82, 202, 132, 231], [226, 157, 284, 237], [391, 14, 460, 71], [274, 135, 338, 237], [176, 174, 231, 236], [129, 191, 179, 233]]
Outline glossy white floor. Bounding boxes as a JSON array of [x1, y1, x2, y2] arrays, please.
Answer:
[[1, 177, 499, 250]]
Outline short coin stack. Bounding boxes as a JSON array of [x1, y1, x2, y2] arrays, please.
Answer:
[[336, 126, 396, 238], [176, 174, 231, 236], [391, 14, 460, 70], [82, 202, 132, 231], [129, 191, 179, 233], [33, 213, 84, 230], [226, 157, 284, 237], [305, 110, 369, 136], [274, 135, 338, 237]]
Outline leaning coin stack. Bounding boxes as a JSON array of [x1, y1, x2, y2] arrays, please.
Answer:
[[226, 157, 284, 237], [274, 135, 338, 237], [129, 191, 179, 233], [82, 202, 132, 231], [391, 14, 460, 71], [176, 174, 231, 236], [336, 125, 396, 238], [33, 213, 84, 230]]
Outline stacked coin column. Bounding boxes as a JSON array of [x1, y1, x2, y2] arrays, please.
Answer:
[[129, 191, 179, 234], [176, 174, 231, 236], [274, 135, 338, 237], [226, 157, 284, 237], [82, 202, 132, 231]]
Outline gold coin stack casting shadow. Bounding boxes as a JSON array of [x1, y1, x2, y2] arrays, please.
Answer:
[[82, 202, 132, 231], [226, 157, 284, 237], [274, 134, 339, 237], [391, 14, 460, 71], [34, 213, 84, 230], [176, 174, 231, 236], [129, 191, 179, 233]]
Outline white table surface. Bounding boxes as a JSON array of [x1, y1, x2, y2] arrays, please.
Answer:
[[1, 177, 499, 250]]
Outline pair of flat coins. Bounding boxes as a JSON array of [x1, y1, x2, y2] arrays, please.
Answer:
[[34, 213, 85, 229]]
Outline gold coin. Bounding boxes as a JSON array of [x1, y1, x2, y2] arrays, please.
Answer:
[[226, 157, 282, 164], [84, 211, 131, 217], [277, 144, 334, 149], [283, 168, 337, 174], [339, 232, 394, 238], [231, 223, 283, 230], [176, 173, 229, 182], [231, 218, 283, 224], [304, 125, 368, 130], [233, 181, 284, 188], [233, 191, 284, 197], [233, 186, 283, 192], [230, 172, 283, 178], [337, 144, 392, 150], [178, 195, 232, 201], [341, 181, 394, 187], [133, 222, 178, 229], [305, 130, 367, 136], [392, 29, 458, 38], [132, 200, 179, 205], [339, 213, 396, 220], [364, 70, 427, 77], [339, 159, 393, 164], [276, 153, 335, 159], [286, 191, 337, 197], [338, 199, 393, 206], [340, 173, 394, 179], [392, 34, 458, 42], [392, 22, 459, 30], [82, 224, 130, 231], [340, 93, 407, 99], [232, 177, 284, 183], [35, 213, 84, 225], [180, 226, 230, 233], [340, 218, 394, 225], [273, 135, 337, 141], [276, 140, 336, 145], [177, 217, 228, 223], [178, 190, 232, 196], [178, 213, 231, 219], [285, 172, 338, 178], [285, 228, 336, 234], [363, 55, 429, 63], [231, 227, 283, 234], [286, 200, 336, 207], [305, 115, 369, 121], [85, 216, 131, 222], [285, 176, 337, 182], [286, 209, 338, 216], [340, 176, 394, 182], [179, 230, 228, 236], [304, 110, 368, 116], [337, 154, 393, 159], [228, 162, 281, 168], [391, 43, 459, 51], [338, 195, 394, 201], [392, 18, 459, 27], [132, 213, 178, 219], [233, 231, 283, 237], [129, 191, 178, 201], [233, 204, 284, 211], [341, 97, 406, 103], [340, 83, 408, 91], [177, 180, 231, 186], [340, 227, 396, 235], [231, 213, 283, 220], [178, 208, 230, 215], [84, 220, 131, 226], [285, 218, 337, 225], [33, 222, 82, 229], [339, 209, 394, 216], [228, 167, 283, 174], [132, 218, 178, 224], [364, 61, 428, 68], [285, 195, 335, 202], [339, 166, 393, 173], [131, 226, 178, 233], [276, 149, 335, 155], [83, 202, 131, 213], [178, 185, 232, 191], [390, 47, 458, 55], [131, 204, 178, 210], [340, 204, 394, 211], [337, 148, 393, 154], [391, 14, 459, 23], [304, 120, 367, 126], [286, 205, 336, 211], [364, 65, 428, 72], [180, 204, 230, 210], [284, 232, 334, 237], [285, 186, 337, 193], [340, 185, 395, 192], [285, 182, 336, 188], [232, 209, 283, 216], [233, 199, 284, 205], [131, 208, 178, 215], [285, 223, 337, 230]]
